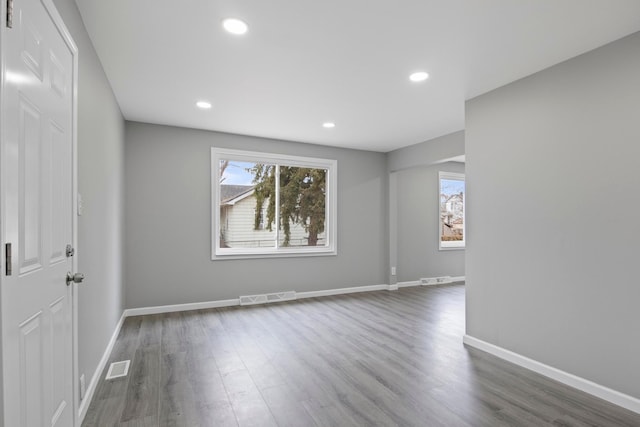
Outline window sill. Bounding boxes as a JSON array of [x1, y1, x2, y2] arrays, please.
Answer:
[[439, 246, 465, 251], [212, 248, 337, 261]]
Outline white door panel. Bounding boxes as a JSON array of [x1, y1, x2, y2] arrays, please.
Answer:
[[18, 94, 43, 275], [2, 0, 77, 426]]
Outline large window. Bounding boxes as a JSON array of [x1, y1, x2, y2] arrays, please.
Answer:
[[439, 171, 465, 250], [211, 148, 337, 259]]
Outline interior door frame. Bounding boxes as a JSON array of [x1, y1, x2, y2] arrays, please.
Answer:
[[0, 0, 79, 424]]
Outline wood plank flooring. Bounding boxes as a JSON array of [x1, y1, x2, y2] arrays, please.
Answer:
[[82, 285, 640, 426]]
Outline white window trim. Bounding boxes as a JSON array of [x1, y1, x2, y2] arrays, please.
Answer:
[[211, 147, 337, 260], [439, 171, 465, 251]]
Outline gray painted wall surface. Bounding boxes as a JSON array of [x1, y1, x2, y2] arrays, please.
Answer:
[[466, 32, 640, 398], [125, 122, 388, 308], [387, 131, 465, 172], [388, 173, 398, 286], [387, 131, 466, 284], [54, 0, 126, 406], [396, 162, 465, 282]]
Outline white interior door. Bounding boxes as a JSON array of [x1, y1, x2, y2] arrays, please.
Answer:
[[1, 0, 78, 426]]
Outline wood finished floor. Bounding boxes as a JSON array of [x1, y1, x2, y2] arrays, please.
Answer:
[[82, 285, 640, 426]]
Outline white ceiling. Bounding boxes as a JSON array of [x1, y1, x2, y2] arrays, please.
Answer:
[[75, 0, 640, 152]]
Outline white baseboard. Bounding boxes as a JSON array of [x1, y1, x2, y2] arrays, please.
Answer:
[[124, 298, 240, 317], [398, 277, 465, 288], [122, 279, 468, 319], [463, 335, 640, 415], [291, 284, 391, 299], [78, 312, 126, 423], [397, 280, 420, 288], [122, 284, 395, 317]]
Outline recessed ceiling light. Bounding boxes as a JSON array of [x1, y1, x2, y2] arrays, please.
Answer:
[[322, 122, 336, 128], [196, 101, 212, 109], [409, 71, 429, 82], [222, 18, 248, 35]]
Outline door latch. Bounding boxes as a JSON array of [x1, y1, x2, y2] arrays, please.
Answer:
[[66, 244, 75, 257], [5, 243, 12, 275], [66, 272, 85, 286], [6, 0, 13, 29]]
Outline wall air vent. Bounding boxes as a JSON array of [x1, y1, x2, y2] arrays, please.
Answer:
[[240, 291, 296, 306], [420, 276, 453, 286], [105, 360, 130, 380]]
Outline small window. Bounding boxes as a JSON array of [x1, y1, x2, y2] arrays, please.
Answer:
[[212, 148, 337, 259], [439, 171, 465, 250]]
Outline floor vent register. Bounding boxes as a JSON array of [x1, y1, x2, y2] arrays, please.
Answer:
[[105, 360, 131, 380]]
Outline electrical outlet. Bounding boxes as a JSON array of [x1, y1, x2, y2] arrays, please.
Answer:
[[391, 266, 396, 276], [77, 193, 84, 216], [80, 374, 86, 400]]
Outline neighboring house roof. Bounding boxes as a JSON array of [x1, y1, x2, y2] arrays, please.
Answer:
[[221, 185, 255, 205], [442, 193, 463, 202]]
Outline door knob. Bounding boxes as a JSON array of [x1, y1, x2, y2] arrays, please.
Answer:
[[66, 272, 85, 286]]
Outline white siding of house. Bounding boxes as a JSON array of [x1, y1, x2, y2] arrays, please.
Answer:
[[222, 195, 326, 248]]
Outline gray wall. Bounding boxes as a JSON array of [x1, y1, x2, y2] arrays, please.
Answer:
[[125, 122, 388, 308], [466, 32, 640, 398], [396, 162, 465, 282], [387, 131, 466, 284], [54, 0, 126, 408], [388, 130, 465, 173]]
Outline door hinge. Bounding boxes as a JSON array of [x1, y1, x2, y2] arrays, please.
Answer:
[[5, 243, 12, 275], [6, 0, 13, 29]]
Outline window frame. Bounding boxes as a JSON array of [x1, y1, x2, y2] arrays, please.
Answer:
[[211, 147, 337, 260], [438, 171, 465, 251]]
